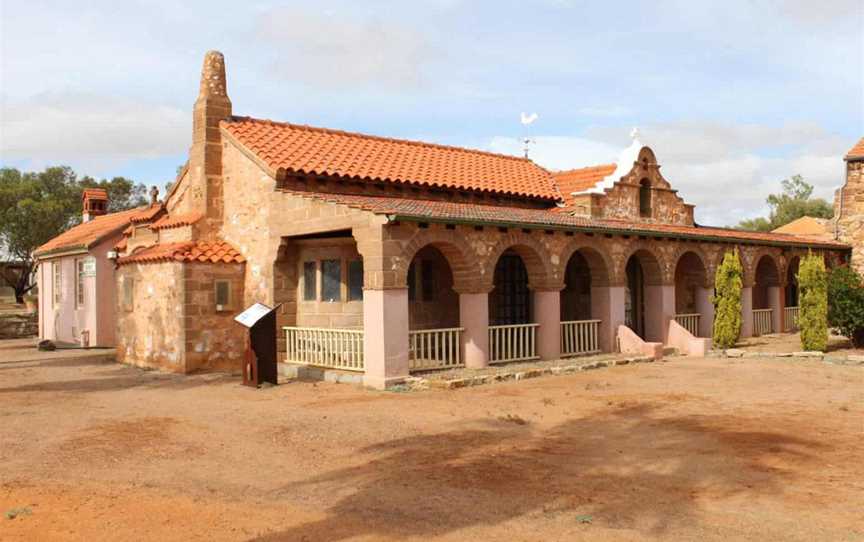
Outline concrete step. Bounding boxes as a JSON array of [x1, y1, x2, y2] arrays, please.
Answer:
[[662, 346, 679, 357]]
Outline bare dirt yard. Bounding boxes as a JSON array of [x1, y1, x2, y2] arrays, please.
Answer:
[[1, 343, 862, 541]]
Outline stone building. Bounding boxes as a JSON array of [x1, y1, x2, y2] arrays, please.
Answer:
[[835, 137, 864, 274], [105, 51, 848, 387]]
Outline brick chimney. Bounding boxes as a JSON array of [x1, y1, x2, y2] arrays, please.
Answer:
[[82, 188, 109, 222], [188, 50, 232, 236]]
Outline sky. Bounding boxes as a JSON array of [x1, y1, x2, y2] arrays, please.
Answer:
[[0, 0, 862, 226]]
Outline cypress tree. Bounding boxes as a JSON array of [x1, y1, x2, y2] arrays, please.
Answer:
[[713, 250, 743, 349], [798, 252, 828, 351]]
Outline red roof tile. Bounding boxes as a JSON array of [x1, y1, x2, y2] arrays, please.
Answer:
[[150, 212, 203, 230], [82, 188, 108, 201], [845, 137, 864, 160], [35, 206, 158, 257], [279, 189, 848, 249], [221, 116, 561, 200], [117, 240, 245, 266], [130, 205, 164, 223], [552, 164, 617, 207]]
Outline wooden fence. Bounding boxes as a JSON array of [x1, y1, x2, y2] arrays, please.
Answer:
[[560, 319, 601, 357], [488, 323, 539, 364], [674, 313, 701, 336], [783, 306, 800, 332], [408, 327, 464, 371], [752, 309, 773, 336], [283, 327, 365, 371]]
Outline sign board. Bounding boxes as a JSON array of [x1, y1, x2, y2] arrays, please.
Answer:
[[234, 302, 273, 328], [82, 257, 97, 277]]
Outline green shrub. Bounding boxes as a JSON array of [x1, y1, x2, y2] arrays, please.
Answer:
[[712, 250, 743, 349], [797, 252, 828, 351], [827, 266, 864, 348]]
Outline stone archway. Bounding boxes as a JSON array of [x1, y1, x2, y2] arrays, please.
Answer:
[[623, 249, 664, 341], [752, 254, 782, 335], [673, 251, 712, 337]]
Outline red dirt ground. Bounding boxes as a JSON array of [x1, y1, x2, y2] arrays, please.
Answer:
[[0, 349, 862, 541]]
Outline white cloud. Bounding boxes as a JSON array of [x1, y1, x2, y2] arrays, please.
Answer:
[[487, 121, 848, 227], [255, 8, 433, 88], [0, 92, 189, 172]]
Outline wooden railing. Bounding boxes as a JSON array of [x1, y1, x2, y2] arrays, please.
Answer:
[[674, 313, 701, 336], [488, 323, 539, 364], [752, 309, 773, 336], [283, 327, 364, 371], [784, 306, 800, 332], [560, 320, 601, 357], [408, 327, 464, 371]]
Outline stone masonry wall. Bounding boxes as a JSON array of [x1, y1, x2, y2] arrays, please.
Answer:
[[836, 160, 864, 274]]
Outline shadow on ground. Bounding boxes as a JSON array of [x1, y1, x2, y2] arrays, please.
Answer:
[[256, 403, 824, 541]]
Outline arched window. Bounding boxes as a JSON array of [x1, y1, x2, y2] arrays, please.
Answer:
[[639, 179, 651, 217]]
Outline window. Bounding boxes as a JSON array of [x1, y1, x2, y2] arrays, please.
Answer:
[[303, 261, 316, 301], [76, 259, 85, 308], [348, 260, 364, 301], [123, 277, 134, 312], [214, 280, 231, 310], [321, 259, 341, 302], [407, 262, 417, 301], [53, 262, 62, 306], [490, 254, 530, 325], [421, 260, 436, 301], [639, 179, 651, 217]]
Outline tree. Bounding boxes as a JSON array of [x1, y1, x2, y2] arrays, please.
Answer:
[[797, 252, 828, 351], [827, 266, 864, 347], [712, 249, 743, 349], [0, 166, 148, 302], [738, 175, 833, 232]]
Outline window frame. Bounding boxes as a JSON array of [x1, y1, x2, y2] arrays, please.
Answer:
[[214, 279, 232, 311], [320, 259, 342, 303], [75, 259, 85, 308], [302, 261, 317, 302], [53, 261, 62, 306], [347, 259, 364, 302], [639, 178, 652, 217]]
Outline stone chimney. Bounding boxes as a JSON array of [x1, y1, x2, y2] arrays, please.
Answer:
[[82, 188, 109, 222], [188, 50, 232, 235]]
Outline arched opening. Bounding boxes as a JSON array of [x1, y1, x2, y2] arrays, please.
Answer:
[[489, 249, 531, 325], [785, 257, 800, 308], [752, 255, 781, 335], [561, 251, 592, 322], [639, 179, 652, 217], [406, 245, 459, 330], [673, 251, 711, 336], [624, 250, 663, 340]]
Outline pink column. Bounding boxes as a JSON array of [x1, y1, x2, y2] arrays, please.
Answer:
[[362, 288, 409, 390], [740, 286, 754, 338], [645, 284, 675, 343], [695, 287, 714, 338], [768, 286, 782, 334], [591, 285, 625, 352], [459, 291, 489, 368], [533, 289, 561, 361]]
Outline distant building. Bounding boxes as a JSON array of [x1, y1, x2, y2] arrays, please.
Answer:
[[33, 189, 159, 346], [771, 216, 833, 241]]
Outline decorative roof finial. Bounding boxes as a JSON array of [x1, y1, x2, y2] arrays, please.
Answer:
[[150, 186, 159, 206]]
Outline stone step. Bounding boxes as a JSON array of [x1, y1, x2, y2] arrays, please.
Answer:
[[662, 346, 679, 357]]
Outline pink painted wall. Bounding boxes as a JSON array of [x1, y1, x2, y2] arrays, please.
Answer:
[[459, 292, 489, 368], [533, 289, 560, 360], [666, 319, 711, 357], [740, 286, 753, 338], [36, 234, 122, 347], [362, 288, 409, 389]]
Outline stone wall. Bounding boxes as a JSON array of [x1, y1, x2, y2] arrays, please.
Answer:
[[836, 160, 864, 274], [0, 310, 37, 339]]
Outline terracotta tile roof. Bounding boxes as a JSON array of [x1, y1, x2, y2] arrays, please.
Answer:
[[279, 189, 849, 249], [130, 205, 164, 223], [845, 137, 864, 160], [552, 164, 617, 207], [35, 206, 156, 257], [772, 216, 833, 240], [150, 212, 203, 230], [117, 240, 245, 266], [82, 188, 108, 201], [221, 116, 561, 200]]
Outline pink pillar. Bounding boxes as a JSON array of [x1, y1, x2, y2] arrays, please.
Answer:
[[591, 285, 625, 352], [534, 289, 561, 361], [695, 287, 714, 338], [740, 286, 753, 338], [645, 284, 675, 344], [362, 288, 409, 390], [459, 292, 489, 368], [768, 286, 782, 333]]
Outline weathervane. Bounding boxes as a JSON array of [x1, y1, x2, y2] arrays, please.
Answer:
[[520, 112, 538, 158]]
